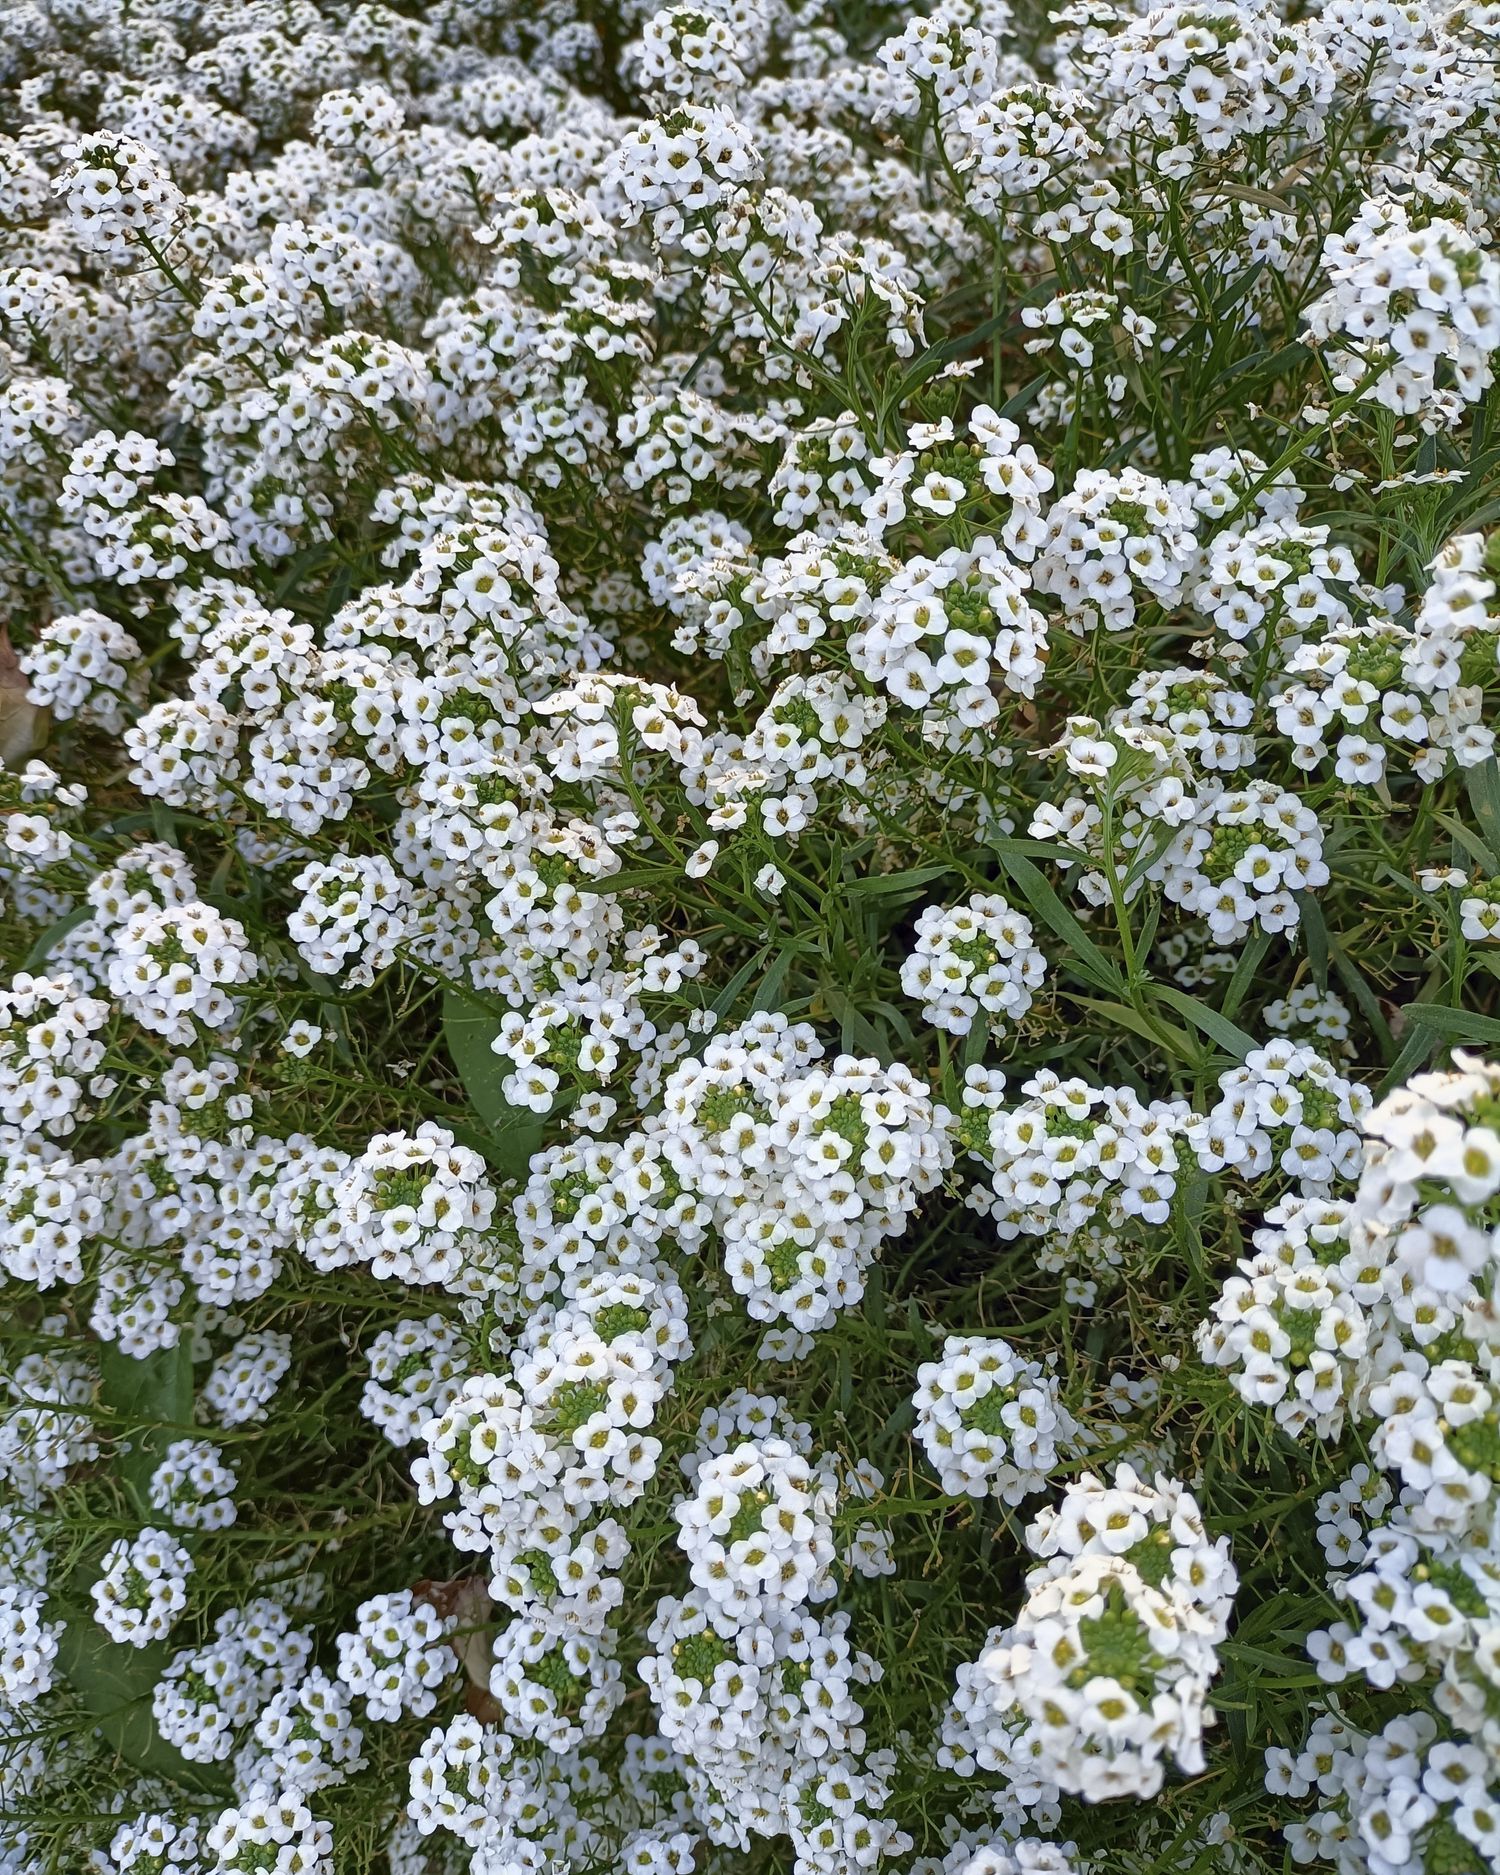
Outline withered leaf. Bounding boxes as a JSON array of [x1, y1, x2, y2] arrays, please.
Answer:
[[0, 628, 45, 767], [413, 1574, 496, 1695]]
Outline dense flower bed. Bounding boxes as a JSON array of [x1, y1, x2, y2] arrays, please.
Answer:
[[3, 4, 1500, 1875]]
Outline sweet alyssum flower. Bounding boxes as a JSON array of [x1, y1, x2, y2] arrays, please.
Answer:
[[5, 5, 1500, 1875]]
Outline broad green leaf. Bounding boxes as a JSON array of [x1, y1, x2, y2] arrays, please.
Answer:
[[441, 988, 547, 1178], [54, 1608, 230, 1797], [99, 1338, 193, 1517]]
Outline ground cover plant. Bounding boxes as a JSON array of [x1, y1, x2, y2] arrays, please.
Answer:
[[5, 1, 1500, 1873]]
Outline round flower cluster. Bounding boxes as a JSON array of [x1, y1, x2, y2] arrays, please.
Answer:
[[964, 1067, 1194, 1246], [0, 972, 111, 1138], [250, 1670, 366, 1794], [1029, 713, 1334, 942], [1272, 1705, 1500, 1875], [56, 133, 184, 269], [0, 1582, 57, 1709], [655, 1014, 954, 1332], [1080, 2, 1336, 159], [1305, 196, 1500, 428], [152, 1600, 313, 1764], [200, 1331, 292, 1427], [147, 1439, 239, 1531], [1196, 1196, 1367, 1439], [1191, 1043, 1370, 1191], [105, 903, 259, 1044], [299, 1123, 499, 1288], [913, 1335, 1079, 1501], [1029, 468, 1198, 636], [334, 1592, 458, 1725], [359, 1314, 470, 1448], [103, 1813, 205, 1875], [90, 1527, 194, 1648], [1193, 517, 1361, 651], [674, 1436, 838, 1627], [16, 608, 145, 734], [852, 534, 1049, 726], [203, 1786, 333, 1875], [900, 895, 1047, 1039], [1398, 528, 1500, 778], [957, 1466, 1238, 1801], [0, 1136, 104, 1289], [488, 1616, 626, 1752], [1159, 782, 1330, 943]]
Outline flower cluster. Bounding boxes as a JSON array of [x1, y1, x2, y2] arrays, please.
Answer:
[[953, 1467, 1238, 1802], [913, 1335, 1079, 1501], [90, 1527, 194, 1648], [901, 895, 1047, 1040], [1191, 1044, 1369, 1191]]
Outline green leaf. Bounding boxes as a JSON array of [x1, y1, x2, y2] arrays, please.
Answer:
[[982, 834, 1086, 867], [999, 373, 1048, 420], [23, 903, 94, 972], [991, 852, 1123, 994], [1218, 929, 1272, 1022], [1172, 1167, 1211, 1293], [1328, 939, 1397, 1062], [1376, 1020, 1443, 1096], [1466, 758, 1500, 862], [1299, 899, 1329, 995], [1436, 811, 1500, 876], [441, 988, 546, 1179], [589, 864, 685, 895], [1153, 985, 1256, 1062], [749, 948, 793, 1015], [1401, 1001, 1500, 1048], [54, 1609, 230, 1798], [1210, 340, 1308, 394], [820, 985, 886, 1055], [844, 864, 953, 899], [1072, 995, 1197, 1062], [1121, 823, 1180, 894], [1212, 260, 1266, 315], [709, 944, 774, 1022], [99, 1339, 193, 1517]]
